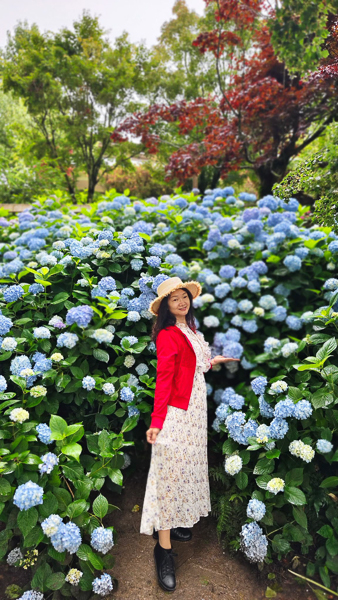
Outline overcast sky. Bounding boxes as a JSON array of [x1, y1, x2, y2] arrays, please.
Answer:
[[0, 0, 206, 49]]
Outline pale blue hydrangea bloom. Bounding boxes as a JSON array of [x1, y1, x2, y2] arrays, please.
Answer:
[[274, 399, 295, 418], [251, 376, 267, 395], [258, 395, 274, 418], [18, 591, 44, 600], [246, 499, 266, 521], [1, 338, 17, 351], [13, 481, 44, 510], [56, 333, 79, 349], [41, 514, 62, 537], [33, 327, 51, 339], [92, 573, 113, 596], [128, 405, 140, 417], [240, 522, 268, 563], [120, 387, 134, 402], [82, 376, 96, 391], [259, 295, 277, 310], [91, 329, 114, 344], [3, 285, 25, 302], [294, 400, 313, 420], [29, 283, 44, 295], [102, 383, 115, 395], [316, 439, 333, 453], [0, 375, 7, 392], [91, 527, 114, 554], [127, 311, 141, 322], [264, 337, 281, 352], [269, 418, 289, 439], [66, 305, 93, 327], [135, 363, 148, 376], [286, 315, 303, 330], [39, 452, 59, 474], [0, 315, 13, 335], [36, 423, 52, 444]]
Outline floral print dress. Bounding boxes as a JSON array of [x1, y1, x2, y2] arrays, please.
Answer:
[[140, 321, 212, 535]]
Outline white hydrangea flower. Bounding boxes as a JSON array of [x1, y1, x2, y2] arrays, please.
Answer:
[[267, 478, 285, 494], [253, 307, 265, 317], [10, 408, 30, 424], [51, 353, 64, 362], [224, 455, 242, 475], [124, 355, 135, 368]]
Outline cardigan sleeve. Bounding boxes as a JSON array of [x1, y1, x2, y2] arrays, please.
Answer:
[[150, 329, 178, 430]]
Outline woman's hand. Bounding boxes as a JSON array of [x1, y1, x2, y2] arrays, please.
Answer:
[[211, 355, 241, 366], [146, 427, 161, 444]]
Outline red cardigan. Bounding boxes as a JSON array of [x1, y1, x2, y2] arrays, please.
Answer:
[[150, 325, 211, 430]]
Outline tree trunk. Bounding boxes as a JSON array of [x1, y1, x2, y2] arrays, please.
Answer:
[[87, 168, 99, 202], [255, 162, 288, 197]]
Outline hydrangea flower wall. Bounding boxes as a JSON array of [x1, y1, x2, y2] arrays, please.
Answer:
[[0, 187, 338, 594]]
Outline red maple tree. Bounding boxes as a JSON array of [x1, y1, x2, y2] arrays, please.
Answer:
[[113, 0, 338, 194]]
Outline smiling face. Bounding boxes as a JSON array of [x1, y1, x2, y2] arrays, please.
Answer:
[[167, 287, 190, 320]]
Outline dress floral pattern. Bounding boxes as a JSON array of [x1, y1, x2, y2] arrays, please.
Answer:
[[140, 322, 212, 535]]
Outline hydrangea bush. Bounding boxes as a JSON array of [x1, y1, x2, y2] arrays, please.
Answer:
[[0, 186, 338, 594]]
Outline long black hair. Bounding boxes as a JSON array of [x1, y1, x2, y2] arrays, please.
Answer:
[[151, 287, 197, 342]]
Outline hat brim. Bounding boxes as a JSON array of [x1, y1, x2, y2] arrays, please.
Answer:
[[149, 280, 202, 316]]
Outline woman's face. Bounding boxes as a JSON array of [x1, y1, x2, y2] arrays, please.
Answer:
[[167, 288, 190, 318]]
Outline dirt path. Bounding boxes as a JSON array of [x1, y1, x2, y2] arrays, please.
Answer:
[[106, 468, 316, 600]]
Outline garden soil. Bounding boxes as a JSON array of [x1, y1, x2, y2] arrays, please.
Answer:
[[106, 466, 317, 600]]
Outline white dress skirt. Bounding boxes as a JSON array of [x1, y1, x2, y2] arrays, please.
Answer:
[[140, 321, 212, 535]]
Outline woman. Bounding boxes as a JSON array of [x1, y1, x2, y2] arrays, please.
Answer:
[[140, 276, 239, 592]]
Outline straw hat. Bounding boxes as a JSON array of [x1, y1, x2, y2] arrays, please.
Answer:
[[149, 276, 202, 316]]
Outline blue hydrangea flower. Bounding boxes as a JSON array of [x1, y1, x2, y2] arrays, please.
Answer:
[[102, 383, 115, 395], [66, 306, 94, 328], [39, 452, 59, 475], [247, 280, 261, 293], [316, 439, 333, 453], [222, 341, 243, 359], [13, 481, 44, 510], [270, 306, 287, 322], [36, 423, 52, 444], [274, 399, 295, 418], [219, 265, 236, 279], [3, 285, 24, 302], [224, 328, 241, 342], [294, 400, 313, 420], [128, 405, 140, 418], [0, 375, 7, 392], [283, 255, 302, 272], [221, 387, 236, 405], [259, 295, 277, 310], [231, 276, 247, 289], [120, 387, 134, 402], [61, 522, 82, 554], [328, 240, 338, 254], [92, 573, 113, 596], [251, 376, 268, 396], [17, 592, 44, 600], [56, 333, 79, 349], [286, 315, 302, 330], [215, 404, 230, 420], [82, 376, 96, 391], [269, 418, 289, 439], [91, 527, 114, 554], [246, 499, 266, 521], [229, 394, 245, 410], [33, 327, 51, 339], [98, 276, 116, 291], [222, 298, 238, 314], [264, 337, 281, 352], [41, 514, 62, 536], [240, 522, 268, 562], [242, 320, 258, 333], [29, 283, 44, 295], [0, 315, 13, 335], [121, 335, 138, 347], [258, 395, 274, 418]]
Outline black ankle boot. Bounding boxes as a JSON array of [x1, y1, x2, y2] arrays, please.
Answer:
[[153, 527, 192, 542], [154, 541, 178, 592]]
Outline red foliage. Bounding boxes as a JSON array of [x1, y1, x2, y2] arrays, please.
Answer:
[[114, 0, 338, 191]]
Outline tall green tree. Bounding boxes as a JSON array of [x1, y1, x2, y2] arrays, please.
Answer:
[[2, 13, 153, 201]]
